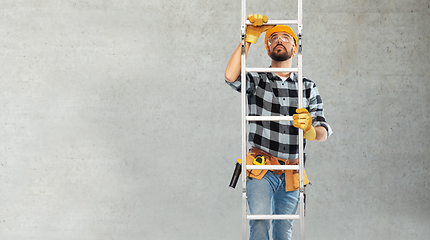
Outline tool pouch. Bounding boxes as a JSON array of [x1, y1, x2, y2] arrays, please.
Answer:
[[284, 169, 309, 192], [245, 151, 268, 180], [246, 147, 310, 192]]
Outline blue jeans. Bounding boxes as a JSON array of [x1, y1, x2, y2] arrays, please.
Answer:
[[247, 171, 299, 240]]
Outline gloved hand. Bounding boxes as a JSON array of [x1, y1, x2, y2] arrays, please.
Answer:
[[293, 108, 316, 141], [245, 14, 273, 44]]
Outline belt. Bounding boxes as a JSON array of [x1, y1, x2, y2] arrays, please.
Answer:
[[277, 158, 299, 165], [249, 147, 299, 174]]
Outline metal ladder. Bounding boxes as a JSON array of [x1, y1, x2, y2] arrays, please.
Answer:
[[239, 1, 306, 240]]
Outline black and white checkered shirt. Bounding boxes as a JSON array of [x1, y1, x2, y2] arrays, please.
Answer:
[[226, 72, 333, 160]]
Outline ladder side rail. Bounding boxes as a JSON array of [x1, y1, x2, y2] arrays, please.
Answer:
[[240, 1, 247, 240], [298, 52, 306, 240], [297, 1, 305, 240]]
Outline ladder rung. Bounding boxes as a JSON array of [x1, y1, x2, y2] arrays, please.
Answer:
[[246, 20, 298, 25], [246, 67, 298, 73], [246, 165, 299, 170], [247, 214, 300, 220], [246, 116, 293, 121]]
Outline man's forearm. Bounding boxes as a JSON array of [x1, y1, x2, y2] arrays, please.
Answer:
[[314, 126, 328, 142], [225, 42, 251, 83]]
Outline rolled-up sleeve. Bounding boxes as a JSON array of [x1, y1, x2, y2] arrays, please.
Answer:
[[225, 73, 257, 94], [308, 83, 333, 137]]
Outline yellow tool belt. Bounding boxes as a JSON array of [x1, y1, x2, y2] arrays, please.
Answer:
[[246, 147, 310, 192]]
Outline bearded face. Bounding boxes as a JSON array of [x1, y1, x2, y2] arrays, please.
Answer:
[[268, 43, 295, 61]]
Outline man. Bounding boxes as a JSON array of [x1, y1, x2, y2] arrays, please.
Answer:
[[225, 14, 333, 240]]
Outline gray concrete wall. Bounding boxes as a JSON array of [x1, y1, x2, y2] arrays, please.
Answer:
[[1, 0, 429, 239]]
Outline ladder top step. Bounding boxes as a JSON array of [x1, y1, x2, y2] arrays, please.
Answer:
[[246, 20, 298, 25]]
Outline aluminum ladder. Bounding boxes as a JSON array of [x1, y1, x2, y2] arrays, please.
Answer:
[[239, 1, 306, 240]]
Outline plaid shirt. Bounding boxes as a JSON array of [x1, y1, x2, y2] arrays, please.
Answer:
[[226, 72, 333, 160]]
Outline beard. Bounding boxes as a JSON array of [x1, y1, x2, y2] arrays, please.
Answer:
[[269, 44, 294, 61]]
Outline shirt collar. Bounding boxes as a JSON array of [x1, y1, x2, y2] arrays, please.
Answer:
[[268, 71, 297, 82]]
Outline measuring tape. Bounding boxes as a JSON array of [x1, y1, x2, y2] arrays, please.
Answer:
[[253, 155, 266, 165]]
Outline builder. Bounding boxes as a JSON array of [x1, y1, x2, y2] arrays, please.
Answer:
[[224, 14, 333, 240]]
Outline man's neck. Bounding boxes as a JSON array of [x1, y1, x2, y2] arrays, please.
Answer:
[[271, 58, 293, 78]]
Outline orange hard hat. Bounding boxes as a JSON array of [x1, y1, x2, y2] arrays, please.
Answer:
[[264, 25, 298, 53]]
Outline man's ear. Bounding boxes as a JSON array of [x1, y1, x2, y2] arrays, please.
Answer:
[[292, 45, 297, 57]]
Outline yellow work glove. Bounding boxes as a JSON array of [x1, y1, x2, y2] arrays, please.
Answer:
[[293, 108, 316, 141], [245, 14, 273, 44]]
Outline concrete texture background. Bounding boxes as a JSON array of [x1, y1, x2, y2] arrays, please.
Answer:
[[1, 0, 429, 239]]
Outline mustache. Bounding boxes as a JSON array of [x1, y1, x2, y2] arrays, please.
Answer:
[[275, 43, 286, 50]]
